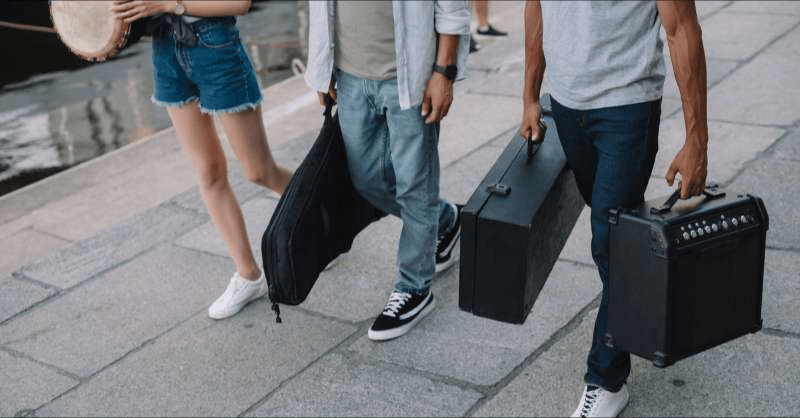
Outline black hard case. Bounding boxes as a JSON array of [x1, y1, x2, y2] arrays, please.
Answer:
[[458, 114, 584, 324], [605, 186, 768, 367]]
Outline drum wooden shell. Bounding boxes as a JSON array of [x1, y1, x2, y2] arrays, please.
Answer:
[[50, 0, 132, 62]]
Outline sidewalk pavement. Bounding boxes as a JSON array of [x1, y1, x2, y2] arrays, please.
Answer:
[[1, 2, 799, 416]]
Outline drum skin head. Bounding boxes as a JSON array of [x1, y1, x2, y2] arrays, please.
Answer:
[[50, 0, 131, 62]]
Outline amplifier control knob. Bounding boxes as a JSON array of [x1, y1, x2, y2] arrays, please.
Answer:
[[704, 226, 711, 234], [691, 230, 697, 238], [732, 218, 738, 227], [697, 228, 705, 236], [740, 215, 748, 224], [683, 232, 691, 240], [722, 220, 729, 230], [712, 224, 719, 232]]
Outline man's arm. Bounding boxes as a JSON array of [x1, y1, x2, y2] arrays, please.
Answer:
[[519, 0, 546, 142], [421, 34, 459, 124], [658, 0, 709, 199]]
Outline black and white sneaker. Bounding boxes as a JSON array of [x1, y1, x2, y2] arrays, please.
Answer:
[[435, 203, 462, 273], [475, 24, 508, 38], [368, 291, 435, 341]]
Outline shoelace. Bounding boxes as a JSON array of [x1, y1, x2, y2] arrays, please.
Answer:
[[578, 388, 600, 417], [382, 292, 412, 318]]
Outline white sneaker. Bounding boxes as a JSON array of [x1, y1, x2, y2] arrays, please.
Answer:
[[208, 271, 268, 319], [571, 384, 629, 417]]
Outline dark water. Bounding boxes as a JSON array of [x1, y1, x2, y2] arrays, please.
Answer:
[[0, 0, 307, 197]]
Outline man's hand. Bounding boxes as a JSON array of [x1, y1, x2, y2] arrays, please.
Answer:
[[421, 72, 454, 124], [666, 139, 708, 199], [317, 77, 337, 106], [519, 101, 546, 143]]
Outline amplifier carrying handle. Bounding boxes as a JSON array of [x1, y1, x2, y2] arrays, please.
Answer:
[[650, 183, 726, 215]]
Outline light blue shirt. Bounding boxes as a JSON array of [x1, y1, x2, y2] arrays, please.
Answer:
[[305, 0, 471, 110]]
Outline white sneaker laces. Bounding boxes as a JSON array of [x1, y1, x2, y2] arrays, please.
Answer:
[[382, 292, 411, 317]]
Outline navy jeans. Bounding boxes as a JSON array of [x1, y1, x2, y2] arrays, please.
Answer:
[[550, 97, 661, 391]]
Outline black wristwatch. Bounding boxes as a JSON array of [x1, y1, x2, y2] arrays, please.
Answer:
[[433, 64, 457, 81]]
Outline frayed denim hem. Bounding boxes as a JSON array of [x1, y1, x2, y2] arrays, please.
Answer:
[[151, 95, 199, 109], [200, 98, 263, 115]]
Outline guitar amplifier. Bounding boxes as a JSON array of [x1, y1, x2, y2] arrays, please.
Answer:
[[604, 185, 768, 367]]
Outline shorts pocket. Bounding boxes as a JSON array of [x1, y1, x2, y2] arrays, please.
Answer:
[[197, 23, 239, 49]]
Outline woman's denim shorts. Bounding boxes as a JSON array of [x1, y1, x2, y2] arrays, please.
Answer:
[[151, 17, 262, 114]]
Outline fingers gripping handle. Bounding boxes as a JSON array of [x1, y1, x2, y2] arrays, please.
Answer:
[[650, 183, 726, 215]]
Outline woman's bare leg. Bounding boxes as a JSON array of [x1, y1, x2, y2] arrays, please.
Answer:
[[218, 106, 292, 194], [167, 103, 261, 280]]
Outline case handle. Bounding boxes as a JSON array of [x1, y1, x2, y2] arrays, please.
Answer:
[[650, 183, 726, 215], [527, 119, 547, 158]]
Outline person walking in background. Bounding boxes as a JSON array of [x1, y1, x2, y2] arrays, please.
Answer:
[[112, 0, 292, 320], [473, 0, 508, 38], [519, 1, 709, 416], [305, 1, 470, 341]]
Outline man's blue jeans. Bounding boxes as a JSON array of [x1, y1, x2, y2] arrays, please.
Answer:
[[550, 97, 661, 391], [335, 70, 452, 295]]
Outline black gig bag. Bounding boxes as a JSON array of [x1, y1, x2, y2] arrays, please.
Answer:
[[261, 99, 384, 321], [459, 101, 584, 324]]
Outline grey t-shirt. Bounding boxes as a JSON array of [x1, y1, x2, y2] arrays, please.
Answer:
[[335, 0, 397, 80], [541, 1, 666, 110]]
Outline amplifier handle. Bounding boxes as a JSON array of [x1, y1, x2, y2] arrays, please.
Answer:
[[650, 183, 726, 215]]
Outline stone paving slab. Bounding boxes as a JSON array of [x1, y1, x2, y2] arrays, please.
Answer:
[[654, 118, 784, 185], [175, 196, 278, 261], [2, 244, 234, 377], [729, 158, 800, 249], [727, 0, 800, 16], [464, 67, 526, 100], [349, 261, 600, 386], [708, 25, 800, 126], [700, 10, 798, 61], [440, 141, 507, 206], [0, 129, 182, 227], [770, 126, 800, 161], [625, 332, 800, 417], [37, 303, 356, 417], [0, 349, 78, 417], [0, 276, 55, 324], [299, 217, 401, 323], [476, 306, 800, 417], [762, 249, 800, 334], [18, 203, 208, 289], [472, 309, 595, 417], [439, 93, 521, 167], [248, 352, 482, 417], [0, 227, 68, 276]]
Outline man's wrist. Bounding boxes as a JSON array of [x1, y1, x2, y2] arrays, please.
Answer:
[[432, 63, 457, 81]]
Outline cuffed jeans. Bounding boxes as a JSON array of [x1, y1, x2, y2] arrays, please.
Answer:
[[335, 70, 453, 295], [550, 97, 661, 391]]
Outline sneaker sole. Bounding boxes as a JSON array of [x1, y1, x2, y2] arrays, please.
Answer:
[[435, 230, 461, 273], [207, 284, 268, 320], [367, 296, 436, 341], [473, 32, 508, 40]]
